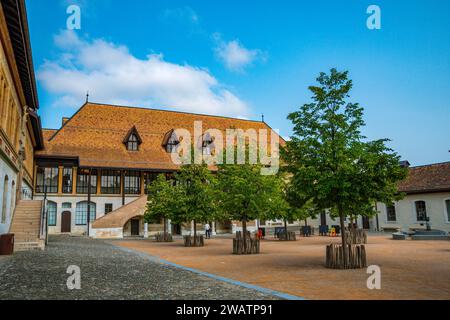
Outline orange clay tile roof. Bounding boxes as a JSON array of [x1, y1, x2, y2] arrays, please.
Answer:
[[398, 162, 450, 194], [36, 102, 284, 171], [42, 129, 57, 142]]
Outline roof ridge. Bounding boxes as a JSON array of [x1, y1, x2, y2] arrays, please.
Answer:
[[409, 161, 450, 169], [85, 101, 265, 124], [48, 102, 89, 142]]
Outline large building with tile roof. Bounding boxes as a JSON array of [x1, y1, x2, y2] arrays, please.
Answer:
[[32, 101, 450, 237], [34, 102, 282, 237]]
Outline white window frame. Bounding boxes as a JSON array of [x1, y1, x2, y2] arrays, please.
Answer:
[[411, 200, 428, 223], [443, 198, 450, 224], [385, 202, 398, 223]]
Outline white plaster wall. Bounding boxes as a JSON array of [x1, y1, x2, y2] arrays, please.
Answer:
[[377, 192, 450, 233], [0, 157, 18, 235], [90, 227, 123, 239], [33, 195, 140, 236]]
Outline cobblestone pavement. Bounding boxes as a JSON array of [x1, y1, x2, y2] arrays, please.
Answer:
[[0, 236, 276, 300]]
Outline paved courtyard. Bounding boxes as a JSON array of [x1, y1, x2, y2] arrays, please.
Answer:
[[0, 236, 276, 300], [115, 234, 450, 300]]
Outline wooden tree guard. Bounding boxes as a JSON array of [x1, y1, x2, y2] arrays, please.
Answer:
[[155, 232, 173, 242], [279, 231, 297, 241], [325, 244, 367, 269], [345, 229, 368, 245], [183, 235, 204, 247], [233, 232, 260, 254]]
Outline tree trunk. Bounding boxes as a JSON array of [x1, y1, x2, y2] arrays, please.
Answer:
[[304, 219, 308, 227], [338, 206, 348, 268], [284, 219, 288, 237], [163, 217, 167, 235], [193, 220, 197, 246], [242, 219, 247, 253]]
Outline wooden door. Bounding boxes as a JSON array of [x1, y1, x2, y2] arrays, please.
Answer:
[[131, 219, 140, 236], [61, 211, 71, 233]]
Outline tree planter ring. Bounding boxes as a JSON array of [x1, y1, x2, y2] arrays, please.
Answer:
[[183, 235, 205, 247], [155, 232, 173, 242], [325, 244, 367, 269]]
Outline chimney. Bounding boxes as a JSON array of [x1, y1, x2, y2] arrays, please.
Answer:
[[400, 160, 411, 168], [62, 117, 70, 127]]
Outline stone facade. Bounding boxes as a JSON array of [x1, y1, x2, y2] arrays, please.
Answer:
[[0, 1, 42, 236]]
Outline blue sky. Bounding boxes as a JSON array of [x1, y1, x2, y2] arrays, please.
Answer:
[[26, 0, 449, 166]]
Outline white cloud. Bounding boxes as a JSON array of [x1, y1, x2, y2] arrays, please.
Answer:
[[37, 30, 249, 117], [213, 33, 266, 72]]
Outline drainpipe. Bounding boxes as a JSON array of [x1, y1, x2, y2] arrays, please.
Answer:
[[43, 176, 49, 245], [122, 170, 126, 206], [16, 105, 29, 204], [87, 169, 91, 237]]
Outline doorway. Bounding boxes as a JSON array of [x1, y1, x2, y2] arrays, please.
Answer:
[[131, 219, 140, 236], [61, 211, 71, 233], [362, 216, 370, 230], [171, 223, 181, 235], [320, 212, 327, 226]]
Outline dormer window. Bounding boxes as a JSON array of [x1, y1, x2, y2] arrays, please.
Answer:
[[167, 138, 180, 153], [123, 126, 142, 151], [163, 130, 180, 153], [127, 134, 139, 151], [201, 133, 215, 156]]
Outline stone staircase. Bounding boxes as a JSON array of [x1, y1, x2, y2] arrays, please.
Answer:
[[9, 200, 45, 252]]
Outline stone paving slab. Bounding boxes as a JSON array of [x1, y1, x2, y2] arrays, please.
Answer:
[[0, 236, 277, 300], [114, 235, 450, 300]]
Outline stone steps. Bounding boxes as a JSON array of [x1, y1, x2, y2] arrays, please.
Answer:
[[9, 200, 45, 252], [14, 240, 45, 252]]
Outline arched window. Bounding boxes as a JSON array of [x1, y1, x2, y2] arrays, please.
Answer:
[[415, 201, 427, 221], [127, 134, 139, 151], [166, 134, 179, 153], [162, 129, 181, 153], [47, 201, 57, 226], [1, 175, 9, 224], [123, 126, 142, 151], [75, 201, 96, 225], [202, 133, 215, 156]]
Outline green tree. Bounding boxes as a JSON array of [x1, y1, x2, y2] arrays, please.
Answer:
[[282, 68, 407, 266], [217, 162, 282, 251], [144, 174, 175, 237], [172, 163, 218, 245], [284, 181, 318, 228]]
